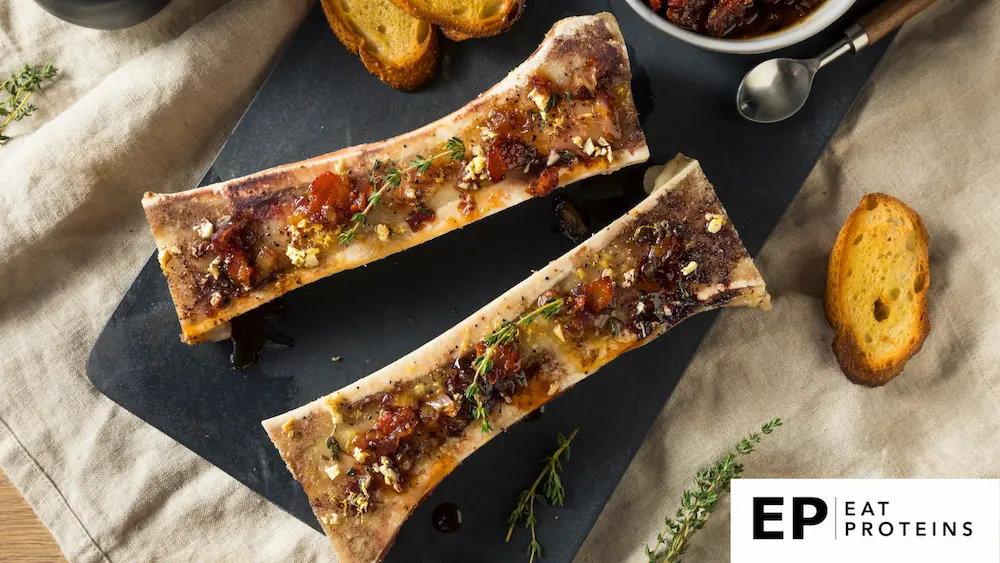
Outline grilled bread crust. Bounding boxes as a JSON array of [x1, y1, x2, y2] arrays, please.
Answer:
[[322, 0, 439, 91], [825, 193, 931, 386]]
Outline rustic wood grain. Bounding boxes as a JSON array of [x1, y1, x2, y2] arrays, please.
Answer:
[[0, 469, 67, 563], [858, 0, 941, 43]]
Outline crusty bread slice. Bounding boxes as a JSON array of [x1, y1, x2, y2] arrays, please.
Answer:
[[321, 0, 438, 91], [388, 0, 523, 39], [825, 193, 931, 386]]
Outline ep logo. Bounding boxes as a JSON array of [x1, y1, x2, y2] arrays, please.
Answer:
[[752, 497, 828, 539], [732, 480, 1000, 563]]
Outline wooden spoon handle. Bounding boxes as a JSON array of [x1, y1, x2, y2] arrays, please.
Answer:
[[858, 0, 940, 44]]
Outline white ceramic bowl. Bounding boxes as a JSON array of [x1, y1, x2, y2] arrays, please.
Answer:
[[624, 0, 857, 54]]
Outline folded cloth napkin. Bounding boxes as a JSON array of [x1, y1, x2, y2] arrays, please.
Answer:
[[0, 0, 996, 562]]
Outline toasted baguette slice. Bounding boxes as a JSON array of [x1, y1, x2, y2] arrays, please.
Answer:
[[825, 193, 931, 386], [321, 0, 438, 91], [388, 0, 523, 39]]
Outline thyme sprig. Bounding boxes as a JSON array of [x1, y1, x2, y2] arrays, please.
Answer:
[[338, 137, 465, 244], [1, 63, 58, 144], [466, 297, 564, 432], [506, 428, 578, 563], [645, 417, 783, 563]]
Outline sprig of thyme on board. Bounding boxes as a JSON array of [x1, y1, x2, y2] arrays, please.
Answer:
[[338, 137, 465, 244], [1, 63, 58, 144], [506, 428, 578, 563], [466, 297, 564, 432], [645, 417, 783, 563]]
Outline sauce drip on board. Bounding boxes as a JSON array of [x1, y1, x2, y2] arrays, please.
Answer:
[[229, 299, 293, 371], [431, 502, 463, 533], [525, 406, 546, 422]]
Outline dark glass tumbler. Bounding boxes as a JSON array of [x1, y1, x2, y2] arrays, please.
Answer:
[[33, 0, 172, 30]]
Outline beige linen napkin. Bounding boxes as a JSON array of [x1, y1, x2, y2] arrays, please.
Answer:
[[1, 0, 997, 561]]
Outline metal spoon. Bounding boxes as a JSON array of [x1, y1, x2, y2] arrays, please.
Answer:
[[737, 0, 940, 123]]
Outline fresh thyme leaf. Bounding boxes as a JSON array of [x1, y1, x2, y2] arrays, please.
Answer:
[[326, 436, 343, 458], [444, 136, 466, 161], [645, 417, 782, 563], [339, 137, 466, 245], [0, 62, 58, 144], [412, 155, 433, 175], [506, 428, 578, 563], [466, 298, 563, 432]]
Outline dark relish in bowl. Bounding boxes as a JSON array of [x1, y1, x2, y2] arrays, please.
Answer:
[[645, 0, 827, 39]]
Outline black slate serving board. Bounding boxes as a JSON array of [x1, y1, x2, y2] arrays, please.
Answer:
[[88, 1, 890, 561]]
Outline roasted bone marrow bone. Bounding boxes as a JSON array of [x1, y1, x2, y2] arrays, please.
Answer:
[[262, 156, 770, 563], [142, 13, 648, 344]]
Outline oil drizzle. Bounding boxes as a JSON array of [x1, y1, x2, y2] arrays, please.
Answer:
[[525, 406, 545, 422], [431, 502, 462, 533], [229, 299, 293, 371]]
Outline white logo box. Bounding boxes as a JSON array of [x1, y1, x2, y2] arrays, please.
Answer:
[[731, 479, 1000, 562]]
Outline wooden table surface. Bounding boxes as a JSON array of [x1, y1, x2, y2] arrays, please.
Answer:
[[0, 469, 67, 562]]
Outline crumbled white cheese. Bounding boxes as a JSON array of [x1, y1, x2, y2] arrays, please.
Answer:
[[546, 150, 560, 167], [480, 126, 498, 141], [403, 187, 418, 200], [209, 292, 224, 307], [195, 219, 214, 240], [375, 224, 390, 242], [681, 261, 698, 276], [286, 244, 320, 268], [636, 301, 646, 314], [583, 138, 596, 156], [158, 246, 181, 268], [662, 305, 673, 317], [552, 323, 566, 342], [606, 148, 614, 163], [622, 268, 636, 288], [572, 136, 584, 148], [374, 456, 403, 492], [207, 256, 221, 279], [528, 88, 550, 121], [461, 143, 489, 187], [706, 213, 726, 234], [597, 137, 610, 147], [281, 418, 296, 438], [601, 268, 614, 279], [324, 463, 341, 481], [353, 447, 369, 463]]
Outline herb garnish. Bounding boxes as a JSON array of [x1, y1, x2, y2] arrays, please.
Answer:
[[466, 297, 564, 432], [506, 428, 578, 563], [326, 436, 343, 458], [645, 417, 783, 563], [1, 63, 58, 144], [338, 137, 465, 244]]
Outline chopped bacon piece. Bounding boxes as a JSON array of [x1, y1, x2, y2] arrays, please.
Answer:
[[705, 0, 754, 37], [527, 167, 560, 197], [458, 193, 476, 217], [292, 171, 353, 227], [486, 135, 532, 183], [474, 342, 521, 384], [406, 206, 436, 232], [361, 402, 419, 458], [666, 0, 714, 30], [583, 278, 614, 313]]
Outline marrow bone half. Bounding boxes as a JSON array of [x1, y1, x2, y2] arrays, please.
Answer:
[[142, 12, 649, 344], [262, 156, 771, 563]]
